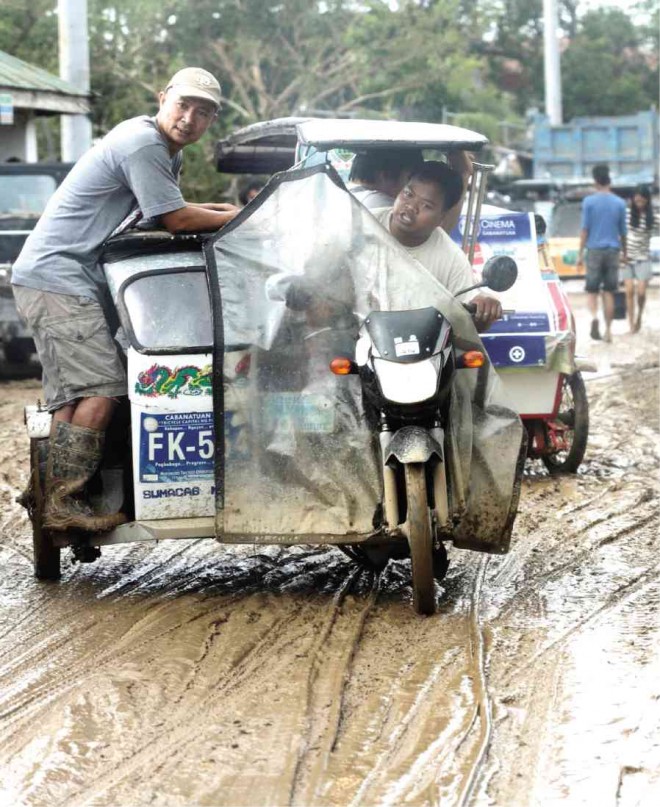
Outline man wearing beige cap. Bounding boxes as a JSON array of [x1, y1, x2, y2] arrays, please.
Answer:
[[12, 67, 235, 533]]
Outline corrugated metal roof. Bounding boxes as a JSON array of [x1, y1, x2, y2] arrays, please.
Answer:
[[0, 49, 88, 98]]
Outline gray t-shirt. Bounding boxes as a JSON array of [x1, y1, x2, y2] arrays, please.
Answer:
[[12, 115, 185, 300]]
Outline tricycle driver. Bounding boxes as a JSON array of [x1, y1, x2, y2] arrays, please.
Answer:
[[12, 67, 238, 533], [373, 161, 502, 330]]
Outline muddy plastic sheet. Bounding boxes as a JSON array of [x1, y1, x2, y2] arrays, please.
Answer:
[[205, 164, 524, 550]]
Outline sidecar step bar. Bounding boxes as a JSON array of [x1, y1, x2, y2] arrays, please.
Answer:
[[52, 517, 216, 547], [51, 518, 383, 548]]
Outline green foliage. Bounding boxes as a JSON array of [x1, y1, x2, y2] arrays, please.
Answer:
[[345, 0, 483, 120], [177, 137, 228, 202], [0, 1, 58, 72], [0, 0, 656, 196], [561, 9, 659, 119]]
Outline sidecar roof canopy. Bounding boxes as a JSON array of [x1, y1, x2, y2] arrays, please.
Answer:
[[215, 116, 488, 174]]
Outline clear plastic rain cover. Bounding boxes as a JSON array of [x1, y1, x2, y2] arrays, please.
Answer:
[[206, 164, 524, 552]]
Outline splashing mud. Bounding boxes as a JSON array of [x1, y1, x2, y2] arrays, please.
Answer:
[[0, 289, 659, 806]]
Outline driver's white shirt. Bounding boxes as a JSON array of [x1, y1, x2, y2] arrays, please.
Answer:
[[373, 208, 475, 296]]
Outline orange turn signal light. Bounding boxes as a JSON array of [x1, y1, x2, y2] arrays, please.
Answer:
[[330, 357, 355, 375], [461, 350, 485, 369]]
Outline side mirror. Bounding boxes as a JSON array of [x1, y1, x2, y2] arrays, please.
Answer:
[[481, 255, 518, 292]]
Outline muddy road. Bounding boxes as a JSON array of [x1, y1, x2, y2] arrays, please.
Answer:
[[1, 288, 659, 807]]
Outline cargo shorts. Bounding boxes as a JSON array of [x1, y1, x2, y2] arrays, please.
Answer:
[[13, 286, 127, 411], [585, 248, 620, 293]]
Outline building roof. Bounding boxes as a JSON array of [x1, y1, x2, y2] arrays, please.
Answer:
[[0, 50, 91, 115]]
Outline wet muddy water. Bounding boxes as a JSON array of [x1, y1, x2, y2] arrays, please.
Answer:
[[1, 288, 659, 806]]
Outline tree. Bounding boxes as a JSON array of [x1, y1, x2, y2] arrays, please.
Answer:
[[475, 2, 658, 120], [474, 0, 581, 116], [561, 9, 659, 119], [0, 1, 59, 72], [4, 0, 655, 197]]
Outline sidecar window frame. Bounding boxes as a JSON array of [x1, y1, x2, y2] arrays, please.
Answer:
[[117, 266, 213, 355]]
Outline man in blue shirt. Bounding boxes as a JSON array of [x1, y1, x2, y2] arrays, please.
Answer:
[[576, 164, 627, 342]]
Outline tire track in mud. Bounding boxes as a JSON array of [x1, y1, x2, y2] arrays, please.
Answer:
[[289, 567, 379, 805], [454, 557, 493, 807], [0, 535, 242, 666], [0, 540, 208, 671], [493, 500, 659, 612], [0, 598, 225, 731], [377, 562, 496, 807], [0, 547, 331, 737], [324, 562, 497, 807], [342, 646, 467, 807], [57, 568, 363, 807], [6, 596, 309, 807], [515, 559, 660, 679], [0, 545, 291, 725]]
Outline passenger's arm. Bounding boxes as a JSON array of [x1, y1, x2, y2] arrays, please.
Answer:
[[576, 229, 588, 266], [620, 207, 628, 262], [188, 202, 240, 213], [447, 150, 473, 179], [160, 204, 238, 234], [442, 151, 473, 234]]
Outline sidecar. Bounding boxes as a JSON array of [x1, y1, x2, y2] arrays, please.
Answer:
[[24, 119, 526, 616]]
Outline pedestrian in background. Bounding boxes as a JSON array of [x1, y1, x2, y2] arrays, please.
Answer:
[[623, 185, 659, 333], [577, 164, 627, 342]]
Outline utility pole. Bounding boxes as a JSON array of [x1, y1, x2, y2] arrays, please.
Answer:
[[59, 0, 92, 160], [543, 0, 563, 125]]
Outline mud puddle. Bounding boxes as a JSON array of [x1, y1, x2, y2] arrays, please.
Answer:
[[0, 289, 659, 806]]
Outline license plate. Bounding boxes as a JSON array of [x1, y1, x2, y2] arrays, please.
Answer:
[[263, 393, 335, 433]]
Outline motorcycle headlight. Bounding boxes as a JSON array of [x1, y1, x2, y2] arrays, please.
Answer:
[[372, 357, 440, 404]]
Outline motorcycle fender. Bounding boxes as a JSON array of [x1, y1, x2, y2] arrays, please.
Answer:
[[385, 425, 444, 466]]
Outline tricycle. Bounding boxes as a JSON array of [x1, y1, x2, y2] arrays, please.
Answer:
[[21, 118, 588, 615]]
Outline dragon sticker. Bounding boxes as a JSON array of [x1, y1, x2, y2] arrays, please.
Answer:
[[135, 364, 212, 398]]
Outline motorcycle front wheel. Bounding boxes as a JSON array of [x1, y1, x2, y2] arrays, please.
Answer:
[[542, 371, 589, 475], [404, 463, 436, 616]]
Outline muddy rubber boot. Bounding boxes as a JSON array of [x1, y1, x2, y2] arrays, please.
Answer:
[[43, 422, 127, 532]]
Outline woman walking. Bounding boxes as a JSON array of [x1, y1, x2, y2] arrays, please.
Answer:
[[623, 186, 659, 332]]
